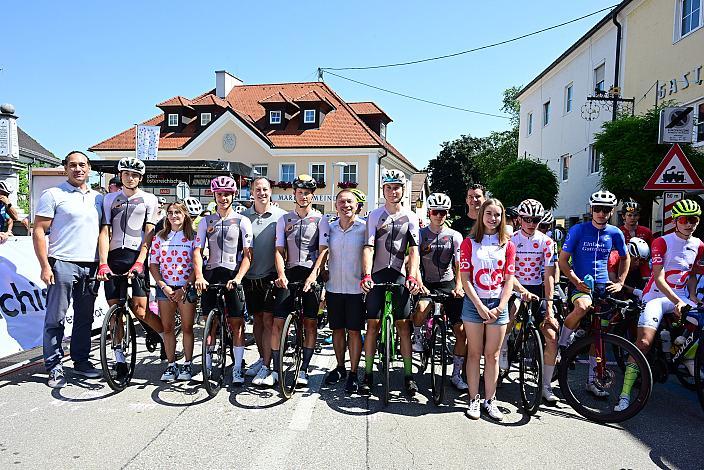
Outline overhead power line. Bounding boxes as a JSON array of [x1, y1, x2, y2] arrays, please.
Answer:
[[320, 4, 619, 72], [322, 70, 510, 119]]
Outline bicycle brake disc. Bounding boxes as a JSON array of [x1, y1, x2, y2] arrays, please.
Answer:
[[593, 368, 615, 389]]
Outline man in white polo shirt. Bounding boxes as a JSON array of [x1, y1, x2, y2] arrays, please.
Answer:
[[33, 151, 104, 388]]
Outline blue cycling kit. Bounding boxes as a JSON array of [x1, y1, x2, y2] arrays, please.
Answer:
[[562, 222, 626, 284]]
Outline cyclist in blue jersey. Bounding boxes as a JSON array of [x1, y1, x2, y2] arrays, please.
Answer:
[[557, 191, 630, 397]]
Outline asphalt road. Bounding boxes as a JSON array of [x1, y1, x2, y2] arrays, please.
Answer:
[[1, 326, 702, 470]]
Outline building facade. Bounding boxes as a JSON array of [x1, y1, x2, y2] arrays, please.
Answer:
[[90, 71, 418, 215]]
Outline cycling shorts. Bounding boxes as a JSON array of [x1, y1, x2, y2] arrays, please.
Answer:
[[638, 297, 678, 330], [568, 283, 607, 305], [201, 267, 245, 318], [243, 274, 279, 314], [105, 248, 149, 300], [273, 266, 320, 319], [421, 280, 462, 325], [326, 292, 365, 331], [366, 268, 412, 321]]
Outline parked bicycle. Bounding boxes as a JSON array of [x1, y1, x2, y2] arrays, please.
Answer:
[[415, 291, 452, 405]]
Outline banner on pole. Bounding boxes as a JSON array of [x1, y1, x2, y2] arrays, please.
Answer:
[[136, 125, 160, 161]]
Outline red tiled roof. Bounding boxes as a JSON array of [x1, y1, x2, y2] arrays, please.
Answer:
[[190, 94, 228, 108], [258, 91, 296, 106], [157, 96, 193, 107], [294, 89, 327, 103], [349, 101, 386, 116], [90, 81, 415, 170]]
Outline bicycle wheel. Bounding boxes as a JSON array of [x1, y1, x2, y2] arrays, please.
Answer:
[[558, 333, 652, 423], [381, 315, 393, 406], [430, 319, 447, 405], [694, 343, 704, 412], [279, 313, 302, 399], [202, 309, 226, 397], [519, 325, 543, 415], [100, 304, 137, 392]]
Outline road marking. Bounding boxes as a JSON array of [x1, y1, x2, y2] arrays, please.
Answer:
[[288, 351, 336, 431]]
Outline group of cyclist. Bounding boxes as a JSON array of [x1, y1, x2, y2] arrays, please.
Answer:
[[35, 151, 703, 422]]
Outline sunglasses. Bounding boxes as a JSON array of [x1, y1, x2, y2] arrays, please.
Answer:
[[592, 206, 612, 214], [430, 210, 448, 217], [522, 217, 541, 224], [677, 215, 700, 225]]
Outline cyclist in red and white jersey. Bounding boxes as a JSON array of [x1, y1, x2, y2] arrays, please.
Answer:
[[620, 200, 653, 287], [614, 199, 704, 411]]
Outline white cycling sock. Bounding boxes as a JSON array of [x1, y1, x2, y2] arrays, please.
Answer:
[[234, 346, 245, 371], [543, 364, 555, 388], [453, 355, 464, 377], [558, 326, 573, 347], [588, 356, 597, 383], [159, 332, 165, 341]]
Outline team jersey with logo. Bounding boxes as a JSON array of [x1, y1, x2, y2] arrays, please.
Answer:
[[512, 230, 555, 285], [149, 230, 196, 286], [366, 207, 420, 275], [275, 210, 322, 269], [102, 189, 159, 251], [642, 233, 704, 301], [459, 234, 516, 298], [419, 226, 463, 283], [562, 222, 627, 284], [196, 211, 253, 271]]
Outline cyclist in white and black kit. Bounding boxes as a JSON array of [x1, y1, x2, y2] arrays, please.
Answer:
[[271, 174, 323, 387], [97, 157, 163, 372], [194, 176, 253, 385], [360, 169, 422, 396], [413, 193, 468, 390]]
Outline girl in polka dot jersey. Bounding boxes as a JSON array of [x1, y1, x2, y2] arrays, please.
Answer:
[[149, 202, 198, 382]]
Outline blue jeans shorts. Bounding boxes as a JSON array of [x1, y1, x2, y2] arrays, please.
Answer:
[[461, 297, 509, 325], [155, 284, 184, 301]]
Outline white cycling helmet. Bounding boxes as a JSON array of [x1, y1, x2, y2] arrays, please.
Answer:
[[427, 193, 452, 210], [628, 237, 650, 259], [381, 169, 406, 186], [517, 199, 545, 218], [234, 204, 247, 214], [182, 197, 202, 217], [117, 157, 146, 176], [157, 196, 167, 205], [590, 190, 617, 207], [540, 211, 554, 225]]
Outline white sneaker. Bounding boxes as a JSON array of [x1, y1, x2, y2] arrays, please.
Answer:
[[542, 386, 559, 404], [499, 348, 509, 370], [466, 394, 481, 420], [614, 395, 630, 412], [245, 358, 264, 377], [483, 398, 504, 421], [297, 370, 309, 386], [586, 381, 609, 398], [412, 334, 425, 352], [232, 368, 245, 385], [263, 371, 278, 386], [252, 366, 270, 386], [451, 374, 468, 390]]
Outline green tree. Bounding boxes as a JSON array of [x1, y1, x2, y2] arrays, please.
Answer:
[[488, 159, 559, 209]]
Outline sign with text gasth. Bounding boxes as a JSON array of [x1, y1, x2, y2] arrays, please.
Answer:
[[659, 107, 694, 144], [644, 144, 704, 190], [271, 194, 334, 202]]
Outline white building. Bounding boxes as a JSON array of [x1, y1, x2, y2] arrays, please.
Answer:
[[516, 6, 628, 225]]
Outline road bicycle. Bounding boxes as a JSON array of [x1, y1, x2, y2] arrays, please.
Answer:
[[415, 291, 451, 405], [371, 282, 407, 406], [558, 294, 652, 423], [278, 281, 322, 399]]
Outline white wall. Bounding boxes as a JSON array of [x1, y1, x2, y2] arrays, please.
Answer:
[[518, 23, 621, 221]]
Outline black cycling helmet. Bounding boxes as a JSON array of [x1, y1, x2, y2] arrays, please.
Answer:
[[506, 206, 519, 219], [292, 174, 317, 192]]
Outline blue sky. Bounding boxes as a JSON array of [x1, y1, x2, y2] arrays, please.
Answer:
[[3, 0, 618, 170]]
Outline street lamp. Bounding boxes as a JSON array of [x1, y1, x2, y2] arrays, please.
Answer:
[[331, 161, 349, 213]]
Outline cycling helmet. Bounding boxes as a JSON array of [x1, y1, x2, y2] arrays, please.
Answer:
[[182, 197, 202, 217], [540, 211, 555, 225], [0, 181, 10, 195], [206, 201, 217, 213], [427, 193, 452, 210], [158, 196, 167, 205], [292, 174, 317, 191], [628, 237, 650, 259], [381, 169, 406, 186], [517, 199, 545, 218], [506, 206, 519, 219], [589, 190, 617, 207], [117, 157, 146, 176], [234, 204, 247, 214], [671, 199, 702, 218], [349, 188, 367, 204], [210, 176, 237, 194], [622, 200, 641, 214]]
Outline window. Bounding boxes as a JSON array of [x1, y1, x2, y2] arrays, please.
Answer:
[[681, 0, 702, 37], [342, 163, 358, 183], [310, 163, 325, 184], [252, 164, 268, 177], [560, 154, 570, 181], [168, 114, 179, 127], [589, 146, 602, 174], [697, 103, 704, 144], [594, 63, 606, 93], [200, 113, 211, 126], [303, 109, 316, 124], [543, 101, 551, 126], [527, 112, 533, 135], [280, 163, 295, 183], [269, 110, 282, 125], [380, 121, 387, 140], [565, 83, 573, 113]]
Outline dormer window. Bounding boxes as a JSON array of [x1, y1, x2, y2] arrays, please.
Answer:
[[380, 122, 387, 140], [168, 114, 179, 127], [200, 113, 212, 126], [270, 110, 282, 125], [303, 109, 316, 124]]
